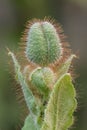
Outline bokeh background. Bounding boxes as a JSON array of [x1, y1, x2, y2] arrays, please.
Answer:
[[0, 0, 87, 130]]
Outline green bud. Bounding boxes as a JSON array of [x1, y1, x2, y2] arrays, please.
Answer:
[[30, 67, 55, 95], [26, 21, 62, 66]]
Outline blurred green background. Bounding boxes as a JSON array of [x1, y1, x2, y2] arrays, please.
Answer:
[[0, 0, 87, 130]]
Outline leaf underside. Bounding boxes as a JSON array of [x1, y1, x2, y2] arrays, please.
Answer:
[[8, 51, 37, 115], [56, 55, 75, 80], [41, 74, 77, 130], [9, 51, 42, 130], [22, 114, 37, 130]]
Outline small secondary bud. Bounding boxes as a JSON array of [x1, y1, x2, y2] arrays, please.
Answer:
[[30, 67, 55, 95], [25, 21, 62, 66]]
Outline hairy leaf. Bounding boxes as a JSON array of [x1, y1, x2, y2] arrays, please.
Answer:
[[57, 55, 75, 79], [8, 51, 37, 115], [22, 115, 38, 130], [41, 73, 77, 130]]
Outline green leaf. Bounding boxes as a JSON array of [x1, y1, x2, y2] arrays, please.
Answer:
[[22, 115, 38, 130], [41, 73, 77, 130], [8, 51, 37, 115], [56, 55, 75, 79]]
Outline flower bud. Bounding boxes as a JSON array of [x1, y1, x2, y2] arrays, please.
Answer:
[[26, 21, 62, 66], [30, 67, 55, 95]]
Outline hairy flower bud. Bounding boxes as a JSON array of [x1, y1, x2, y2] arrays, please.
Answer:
[[26, 21, 62, 66], [30, 67, 55, 95]]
